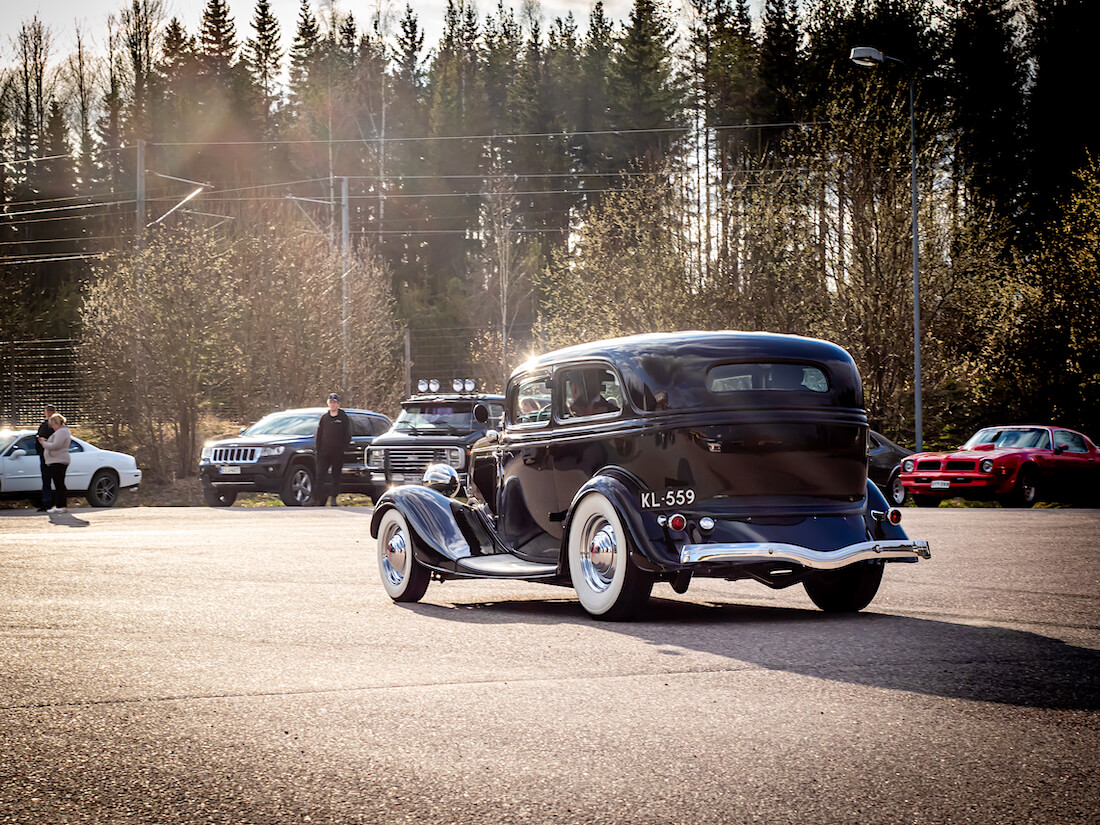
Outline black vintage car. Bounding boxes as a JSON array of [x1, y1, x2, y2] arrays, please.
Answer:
[[370, 332, 930, 620], [200, 407, 392, 506]]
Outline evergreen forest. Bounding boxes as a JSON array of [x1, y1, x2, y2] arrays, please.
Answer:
[[2, 0, 1099, 480]]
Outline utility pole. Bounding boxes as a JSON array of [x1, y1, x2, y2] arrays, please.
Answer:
[[341, 176, 349, 393]]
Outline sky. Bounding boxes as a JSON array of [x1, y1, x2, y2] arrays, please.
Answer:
[[1, 1, 639, 60]]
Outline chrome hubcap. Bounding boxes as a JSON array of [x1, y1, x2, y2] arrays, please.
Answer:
[[580, 517, 618, 593], [382, 526, 408, 586]]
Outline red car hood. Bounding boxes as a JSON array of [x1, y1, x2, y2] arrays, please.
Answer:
[[911, 449, 1020, 462]]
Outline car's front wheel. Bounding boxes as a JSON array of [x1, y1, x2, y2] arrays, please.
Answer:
[[203, 485, 237, 507], [376, 508, 430, 602], [280, 463, 314, 506], [567, 492, 653, 621], [1001, 466, 1038, 508], [803, 562, 884, 612], [86, 469, 120, 507]]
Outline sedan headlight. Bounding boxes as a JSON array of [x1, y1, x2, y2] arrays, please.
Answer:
[[980, 459, 994, 473], [367, 449, 384, 470], [259, 445, 285, 457], [902, 459, 915, 473]]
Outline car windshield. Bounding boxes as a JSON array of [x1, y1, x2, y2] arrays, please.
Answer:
[[244, 413, 318, 437], [962, 427, 1050, 450], [394, 403, 475, 433], [0, 431, 26, 453]]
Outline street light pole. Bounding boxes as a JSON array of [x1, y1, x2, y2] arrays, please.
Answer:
[[850, 46, 922, 451]]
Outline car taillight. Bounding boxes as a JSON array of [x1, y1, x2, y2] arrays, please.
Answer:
[[668, 513, 687, 531], [887, 508, 902, 526]]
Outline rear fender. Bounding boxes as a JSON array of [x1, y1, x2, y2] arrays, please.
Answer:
[[865, 480, 909, 541], [562, 472, 675, 572]]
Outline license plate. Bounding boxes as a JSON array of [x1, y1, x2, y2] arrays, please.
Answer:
[[931, 480, 950, 490], [219, 465, 241, 475], [641, 488, 697, 509]]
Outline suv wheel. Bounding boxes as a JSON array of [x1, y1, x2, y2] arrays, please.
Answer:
[[281, 463, 314, 506], [203, 485, 237, 507]]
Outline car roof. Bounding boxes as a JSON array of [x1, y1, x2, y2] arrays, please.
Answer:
[[510, 331, 863, 412], [260, 407, 389, 417], [513, 330, 854, 375]]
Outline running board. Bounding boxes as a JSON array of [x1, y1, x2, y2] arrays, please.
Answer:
[[455, 554, 558, 578]]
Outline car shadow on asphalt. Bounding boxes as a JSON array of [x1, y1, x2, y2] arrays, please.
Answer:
[[403, 597, 1100, 712]]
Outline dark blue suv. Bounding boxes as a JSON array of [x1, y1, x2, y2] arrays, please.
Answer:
[[199, 407, 392, 506]]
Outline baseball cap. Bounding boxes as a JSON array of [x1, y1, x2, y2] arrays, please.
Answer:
[[328, 393, 340, 402]]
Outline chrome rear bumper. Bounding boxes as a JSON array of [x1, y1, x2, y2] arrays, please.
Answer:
[[680, 539, 930, 570]]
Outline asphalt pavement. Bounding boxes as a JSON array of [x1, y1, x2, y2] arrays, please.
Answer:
[[1, 506, 1097, 824]]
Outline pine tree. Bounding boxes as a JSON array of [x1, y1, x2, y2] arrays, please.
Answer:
[[608, 0, 688, 168], [246, 0, 282, 137], [757, 0, 801, 153], [288, 0, 320, 115], [199, 0, 238, 84]]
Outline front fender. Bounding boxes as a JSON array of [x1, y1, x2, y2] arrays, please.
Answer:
[[371, 486, 490, 566]]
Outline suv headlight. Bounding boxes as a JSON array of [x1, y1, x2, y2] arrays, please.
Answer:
[[367, 449, 384, 469], [902, 459, 915, 473], [201, 445, 214, 460], [446, 447, 464, 469], [259, 445, 285, 457], [980, 459, 994, 473]]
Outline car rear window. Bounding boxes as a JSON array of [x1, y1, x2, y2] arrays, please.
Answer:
[[707, 363, 829, 393]]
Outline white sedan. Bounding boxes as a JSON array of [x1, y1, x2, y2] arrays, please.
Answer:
[[0, 429, 142, 507]]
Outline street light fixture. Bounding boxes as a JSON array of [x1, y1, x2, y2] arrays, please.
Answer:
[[850, 45, 923, 451]]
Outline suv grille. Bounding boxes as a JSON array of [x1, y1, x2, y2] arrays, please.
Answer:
[[383, 448, 454, 474], [211, 446, 260, 464]]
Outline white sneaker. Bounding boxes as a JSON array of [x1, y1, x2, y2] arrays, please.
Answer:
[[47, 507, 59, 514], [57, 507, 67, 513]]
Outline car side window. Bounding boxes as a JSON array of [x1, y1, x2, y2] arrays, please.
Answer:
[[69, 441, 83, 453], [512, 375, 552, 425], [1055, 431, 1088, 453], [13, 435, 36, 453], [559, 366, 623, 421], [371, 416, 390, 436], [349, 414, 371, 437]]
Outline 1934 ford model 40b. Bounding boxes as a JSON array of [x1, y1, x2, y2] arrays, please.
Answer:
[[371, 332, 930, 620]]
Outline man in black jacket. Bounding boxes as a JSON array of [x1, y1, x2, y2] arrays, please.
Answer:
[[314, 393, 350, 506], [35, 404, 56, 512]]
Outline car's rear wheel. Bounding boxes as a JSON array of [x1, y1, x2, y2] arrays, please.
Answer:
[[280, 463, 314, 506], [376, 508, 430, 602], [912, 494, 940, 507], [887, 470, 907, 506], [803, 562, 884, 612], [567, 492, 653, 621], [86, 470, 120, 507], [203, 485, 237, 507], [1002, 466, 1038, 508]]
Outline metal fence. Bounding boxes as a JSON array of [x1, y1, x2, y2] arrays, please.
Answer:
[[2, 327, 540, 430], [0, 339, 99, 429]]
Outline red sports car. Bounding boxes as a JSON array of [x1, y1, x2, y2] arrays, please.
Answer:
[[899, 425, 1098, 507]]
